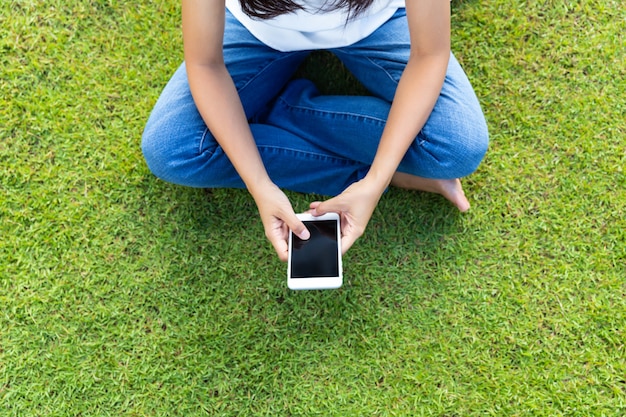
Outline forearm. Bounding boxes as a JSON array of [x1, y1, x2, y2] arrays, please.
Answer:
[[365, 53, 449, 193], [186, 63, 273, 195]]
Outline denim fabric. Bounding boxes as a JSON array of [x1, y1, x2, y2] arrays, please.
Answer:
[[142, 9, 488, 196]]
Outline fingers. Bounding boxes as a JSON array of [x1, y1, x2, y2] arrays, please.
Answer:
[[289, 216, 310, 241], [269, 236, 289, 262], [271, 201, 309, 241], [264, 210, 310, 263], [340, 234, 358, 255], [310, 187, 373, 256]]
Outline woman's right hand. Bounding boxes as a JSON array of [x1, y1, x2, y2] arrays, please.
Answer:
[[252, 183, 310, 262]]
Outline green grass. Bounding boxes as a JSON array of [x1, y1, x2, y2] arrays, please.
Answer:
[[1, 0, 625, 415]]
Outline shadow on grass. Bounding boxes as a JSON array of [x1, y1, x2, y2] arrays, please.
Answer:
[[139, 176, 465, 348]]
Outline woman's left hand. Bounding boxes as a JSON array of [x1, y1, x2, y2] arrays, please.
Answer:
[[308, 178, 384, 254]]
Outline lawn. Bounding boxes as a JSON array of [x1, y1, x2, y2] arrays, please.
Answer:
[[1, 0, 625, 415]]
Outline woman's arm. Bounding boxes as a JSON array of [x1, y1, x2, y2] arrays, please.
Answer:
[[310, 0, 451, 252], [183, 0, 271, 193], [182, 0, 309, 260], [366, 0, 451, 189]]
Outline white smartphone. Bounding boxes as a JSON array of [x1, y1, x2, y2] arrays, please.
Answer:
[[287, 212, 343, 290]]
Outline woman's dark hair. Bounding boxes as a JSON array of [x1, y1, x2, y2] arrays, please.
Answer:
[[240, 0, 375, 20]]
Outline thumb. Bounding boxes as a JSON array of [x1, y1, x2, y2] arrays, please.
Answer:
[[309, 198, 340, 217]]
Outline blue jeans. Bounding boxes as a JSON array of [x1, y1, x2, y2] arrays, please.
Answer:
[[142, 9, 488, 196]]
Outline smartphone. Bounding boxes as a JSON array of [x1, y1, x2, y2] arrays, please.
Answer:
[[287, 212, 343, 290]]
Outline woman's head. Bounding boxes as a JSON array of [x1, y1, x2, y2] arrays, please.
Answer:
[[240, 0, 375, 20]]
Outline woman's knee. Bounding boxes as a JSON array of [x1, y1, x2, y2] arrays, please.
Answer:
[[428, 92, 490, 178], [455, 126, 489, 178], [141, 121, 177, 183], [404, 115, 489, 180], [454, 112, 489, 177], [141, 96, 215, 186], [442, 116, 489, 178]]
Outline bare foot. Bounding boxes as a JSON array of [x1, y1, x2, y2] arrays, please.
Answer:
[[390, 172, 471, 212]]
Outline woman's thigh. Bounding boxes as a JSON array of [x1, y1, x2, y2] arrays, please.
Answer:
[[331, 8, 410, 102], [222, 11, 309, 118]]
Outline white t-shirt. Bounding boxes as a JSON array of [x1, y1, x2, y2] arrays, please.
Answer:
[[225, 0, 406, 52]]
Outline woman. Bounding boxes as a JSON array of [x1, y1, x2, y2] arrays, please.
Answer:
[[142, 0, 489, 261]]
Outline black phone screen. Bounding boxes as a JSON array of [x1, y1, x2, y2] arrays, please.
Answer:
[[290, 220, 339, 278]]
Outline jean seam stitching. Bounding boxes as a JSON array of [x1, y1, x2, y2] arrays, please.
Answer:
[[258, 145, 361, 166], [275, 96, 388, 125], [237, 52, 305, 95], [333, 48, 401, 89], [198, 128, 213, 155], [363, 55, 400, 86]]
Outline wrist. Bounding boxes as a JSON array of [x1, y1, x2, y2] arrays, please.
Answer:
[[246, 176, 278, 200], [363, 166, 393, 196]]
